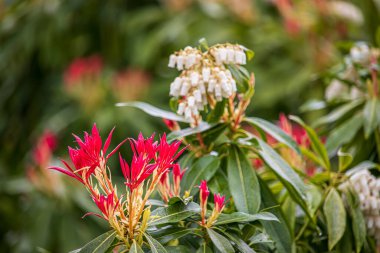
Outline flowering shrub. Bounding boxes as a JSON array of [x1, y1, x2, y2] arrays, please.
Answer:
[[51, 40, 380, 252]]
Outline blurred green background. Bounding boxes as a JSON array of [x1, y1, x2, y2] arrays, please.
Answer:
[[0, 0, 379, 252]]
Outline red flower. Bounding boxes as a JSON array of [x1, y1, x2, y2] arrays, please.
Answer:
[[214, 193, 226, 213], [120, 133, 185, 191], [119, 153, 158, 191], [279, 113, 310, 147], [155, 134, 185, 174], [49, 124, 125, 184], [199, 180, 210, 204], [172, 164, 186, 186]]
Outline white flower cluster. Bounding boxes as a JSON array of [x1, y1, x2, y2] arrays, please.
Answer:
[[349, 170, 380, 244], [168, 44, 247, 126]]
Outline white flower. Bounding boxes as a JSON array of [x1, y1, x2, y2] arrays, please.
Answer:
[[349, 170, 380, 245]]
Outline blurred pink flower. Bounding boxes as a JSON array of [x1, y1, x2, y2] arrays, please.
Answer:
[[64, 55, 103, 86]]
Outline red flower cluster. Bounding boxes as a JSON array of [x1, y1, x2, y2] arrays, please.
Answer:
[[49, 124, 125, 185], [278, 113, 310, 147], [64, 55, 103, 86], [119, 133, 185, 192]]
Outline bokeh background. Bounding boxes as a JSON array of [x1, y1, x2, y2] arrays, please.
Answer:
[[0, 0, 379, 252]]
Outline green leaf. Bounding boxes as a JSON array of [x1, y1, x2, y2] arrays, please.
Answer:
[[69, 231, 116, 253], [338, 149, 353, 172], [149, 227, 195, 244], [290, 115, 331, 170], [144, 233, 168, 253], [227, 145, 261, 214], [182, 155, 220, 194], [363, 98, 380, 138], [208, 171, 230, 198], [325, 113, 363, 153], [149, 202, 200, 226], [244, 117, 301, 155], [167, 122, 215, 142], [207, 99, 226, 123], [281, 195, 296, 232], [202, 123, 228, 145], [313, 99, 363, 127], [129, 240, 144, 253], [245, 49, 255, 61], [251, 136, 308, 214], [324, 188, 346, 250], [345, 189, 366, 253], [221, 232, 256, 253], [214, 212, 278, 225], [116, 101, 188, 122], [258, 177, 294, 253], [206, 228, 234, 253]]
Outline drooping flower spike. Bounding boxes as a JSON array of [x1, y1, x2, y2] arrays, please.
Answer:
[[49, 124, 126, 184]]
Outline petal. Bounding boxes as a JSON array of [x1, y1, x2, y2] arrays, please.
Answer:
[[103, 127, 115, 154]]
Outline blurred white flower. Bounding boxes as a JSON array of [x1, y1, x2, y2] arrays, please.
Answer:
[[325, 79, 348, 101], [328, 1, 363, 25], [350, 43, 372, 65]]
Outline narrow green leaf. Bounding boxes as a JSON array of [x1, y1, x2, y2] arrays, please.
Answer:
[[227, 145, 261, 214], [149, 227, 195, 244], [258, 177, 294, 253], [363, 98, 380, 138], [346, 189, 366, 253], [129, 240, 144, 253], [325, 113, 363, 153], [144, 233, 168, 253], [214, 212, 278, 225], [313, 99, 363, 127], [167, 123, 214, 142], [221, 232, 256, 253], [116, 101, 188, 122], [207, 99, 226, 123], [251, 137, 308, 210], [70, 231, 116, 253], [290, 115, 330, 170], [338, 149, 353, 172], [244, 117, 301, 155], [182, 155, 220, 194], [149, 202, 200, 226], [324, 188, 346, 250], [206, 228, 234, 253]]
